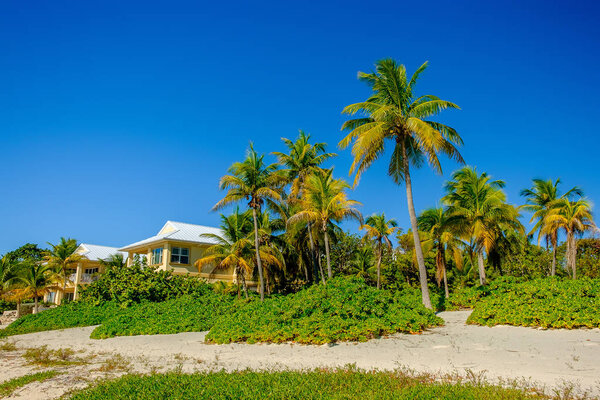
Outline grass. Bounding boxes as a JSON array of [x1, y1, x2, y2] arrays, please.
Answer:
[[23, 345, 85, 367], [64, 369, 552, 400], [0, 370, 61, 397], [0, 340, 17, 352], [95, 354, 132, 373], [467, 277, 600, 328], [206, 277, 443, 344]]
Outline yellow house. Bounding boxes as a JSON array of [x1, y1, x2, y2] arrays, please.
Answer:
[[45, 244, 127, 305], [119, 221, 237, 283]]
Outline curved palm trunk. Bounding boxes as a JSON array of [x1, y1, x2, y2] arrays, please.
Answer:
[[251, 208, 265, 301], [443, 267, 449, 299], [307, 223, 318, 283], [376, 242, 382, 290], [477, 250, 487, 286], [324, 228, 333, 280], [437, 245, 449, 298], [402, 144, 433, 309]]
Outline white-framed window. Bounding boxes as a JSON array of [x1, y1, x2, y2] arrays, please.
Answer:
[[151, 248, 163, 265], [85, 267, 99, 275], [47, 291, 56, 303], [170, 247, 189, 264], [64, 293, 74, 302]]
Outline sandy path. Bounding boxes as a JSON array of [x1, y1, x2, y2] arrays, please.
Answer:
[[2, 311, 600, 398]]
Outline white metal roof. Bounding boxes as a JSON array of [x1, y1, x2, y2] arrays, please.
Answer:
[[119, 221, 223, 251], [76, 244, 128, 261]]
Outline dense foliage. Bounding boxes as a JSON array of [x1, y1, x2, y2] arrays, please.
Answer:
[[66, 370, 541, 400], [207, 277, 443, 344], [0, 301, 121, 337], [90, 294, 235, 339], [467, 278, 600, 328], [79, 264, 214, 306]]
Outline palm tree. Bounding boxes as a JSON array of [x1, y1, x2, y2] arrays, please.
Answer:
[[273, 130, 335, 284], [339, 59, 463, 309], [196, 208, 257, 298], [542, 198, 596, 279], [443, 167, 522, 285], [289, 169, 362, 280], [99, 253, 126, 269], [520, 179, 583, 276], [360, 213, 398, 289], [349, 246, 376, 281], [45, 237, 82, 302], [15, 262, 56, 313], [214, 144, 285, 301], [417, 207, 463, 298]]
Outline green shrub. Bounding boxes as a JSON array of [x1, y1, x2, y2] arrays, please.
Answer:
[[0, 301, 121, 338], [91, 294, 235, 339], [207, 277, 443, 344], [0, 299, 16, 314], [66, 370, 540, 400], [79, 264, 215, 307], [467, 277, 600, 328]]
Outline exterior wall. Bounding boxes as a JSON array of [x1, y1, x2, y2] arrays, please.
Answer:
[[44, 259, 104, 305]]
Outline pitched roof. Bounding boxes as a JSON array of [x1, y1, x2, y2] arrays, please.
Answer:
[[76, 244, 128, 261], [119, 221, 223, 251]]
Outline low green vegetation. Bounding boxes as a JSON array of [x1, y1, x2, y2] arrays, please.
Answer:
[[0, 301, 121, 338], [467, 278, 600, 328], [23, 345, 84, 366], [90, 294, 235, 339], [207, 277, 442, 344], [66, 370, 544, 400], [0, 370, 61, 397]]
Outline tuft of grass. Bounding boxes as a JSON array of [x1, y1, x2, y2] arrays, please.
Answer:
[[65, 369, 551, 399], [23, 345, 85, 367], [0, 340, 18, 352], [96, 354, 131, 373], [0, 370, 61, 397]]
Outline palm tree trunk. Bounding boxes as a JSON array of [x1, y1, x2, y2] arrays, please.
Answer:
[[251, 208, 265, 301], [34, 295, 39, 314], [376, 242, 382, 290], [568, 232, 577, 279], [443, 267, 449, 299], [316, 248, 326, 285], [240, 270, 249, 299], [551, 243, 557, 277], [477, 250, 487, 286], [402, 143, 433, 309], [324, 228, 333, 280], [307, 222, 318, 283]]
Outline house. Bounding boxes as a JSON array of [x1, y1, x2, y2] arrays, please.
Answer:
[[45, 244, 127, 305], [119, 221, 236, 283]]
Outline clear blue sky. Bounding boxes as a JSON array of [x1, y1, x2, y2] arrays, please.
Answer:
[[1, 0, 599, 254]]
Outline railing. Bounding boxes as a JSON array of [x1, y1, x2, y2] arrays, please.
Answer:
[[66, 273, 99, 285]]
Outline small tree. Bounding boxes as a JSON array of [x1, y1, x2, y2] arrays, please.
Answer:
[[360, 213, 398, 289]]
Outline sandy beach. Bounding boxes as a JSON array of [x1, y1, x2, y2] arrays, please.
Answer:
[[1, 310, 599, 399]]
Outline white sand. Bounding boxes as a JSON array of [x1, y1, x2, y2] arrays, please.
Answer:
[[1, 310, 599, 399]]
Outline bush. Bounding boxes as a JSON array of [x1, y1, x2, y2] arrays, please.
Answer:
[[206, 277, 443, 344], [90, 294, 235, 339], [467, 277, 600, 328], [0, 299, 16, 314], [79, 264, 214, 307], [66, 370, 540, 400], [0, 301, 121, 338]]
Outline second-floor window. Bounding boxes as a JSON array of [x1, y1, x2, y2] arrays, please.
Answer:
[[85, 268, 99, 275], [170, 247, 189, 264], [151, 248, 163, 265]]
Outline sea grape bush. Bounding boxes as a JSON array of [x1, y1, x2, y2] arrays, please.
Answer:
[[206, 277, 443, 344], [467, 277, 600, 328], [90, 294, 235, 339]]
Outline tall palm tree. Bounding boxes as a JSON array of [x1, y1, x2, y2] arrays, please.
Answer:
[[214, 144, 285, 301], [339, 59, 463, 309], [360, 213, 398, 289], [417, 207, 464, 298], [273, 130, 335, 284], [542, 198, 596, 279], [520, 178, 583, 276], [197, 208, 268, 298], [15, 262, 56, 313], [45, 237, 82, 302], [443, 167, 522, 285], [288, 169, 362, 280]]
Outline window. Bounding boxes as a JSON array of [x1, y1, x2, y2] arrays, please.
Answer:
[[47, 291, 56, 303], [64, 293, 74, 302], [171, 247, 189, 264], [85, 268, 99, 275], [151, 248, 163, 265]]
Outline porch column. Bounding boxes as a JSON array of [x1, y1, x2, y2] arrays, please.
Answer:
[[127, 252, 133, 267], [147, 249, 153, 267], [73, 262, 83, 300], [162, 243, 170, 271]]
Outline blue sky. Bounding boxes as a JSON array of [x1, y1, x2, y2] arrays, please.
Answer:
[[1, 0, 599, 253]]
